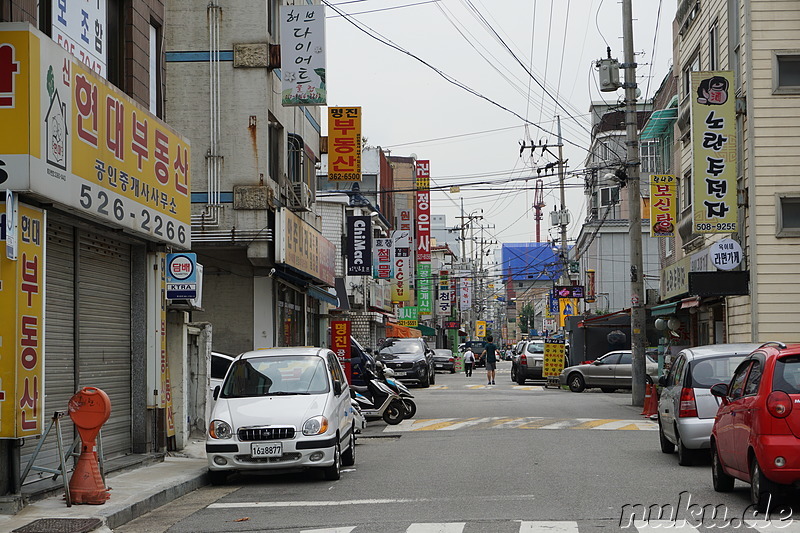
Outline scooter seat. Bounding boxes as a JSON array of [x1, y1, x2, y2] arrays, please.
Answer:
[[351, 384, 369, 394]]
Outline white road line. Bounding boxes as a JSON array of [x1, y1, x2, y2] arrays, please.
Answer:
[[300, 526, 358, 533], [744, 519, 800, 532], [207, 498, 417, 509], [406, 523, 466, 533], [634, 520, 699, 531], [518, 521, 579, 532], [538, 420, 580, 430], [439, 417, 496, 430]]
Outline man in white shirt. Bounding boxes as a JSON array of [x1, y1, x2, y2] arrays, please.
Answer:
[[463, 348, 475, 377]]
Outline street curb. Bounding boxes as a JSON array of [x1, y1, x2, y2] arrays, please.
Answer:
[[105, 469, 208, 530]]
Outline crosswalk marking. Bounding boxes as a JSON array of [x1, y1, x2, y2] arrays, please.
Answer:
[[297, 522, 716, 532], [406, 523, 466, 533], [633, 520, 699, 531], [384, 417, 657, 433], [302, 529, 356, 533]]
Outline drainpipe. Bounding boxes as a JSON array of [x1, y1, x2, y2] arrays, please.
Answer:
[[743, 0, 758, 341]]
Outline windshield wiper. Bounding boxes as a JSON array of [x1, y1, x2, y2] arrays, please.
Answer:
[[267, 391, 310, 396]]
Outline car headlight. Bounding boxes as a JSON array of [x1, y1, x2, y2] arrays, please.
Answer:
[[209, 420, 233, 440], [302, 416, 329, 436]]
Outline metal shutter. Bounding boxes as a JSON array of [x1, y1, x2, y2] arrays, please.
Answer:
[[77, 230, 132, 458], [20, 219, 76, 484]]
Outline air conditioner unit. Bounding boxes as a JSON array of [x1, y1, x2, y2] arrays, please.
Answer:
[[289, 182, 313, 212]]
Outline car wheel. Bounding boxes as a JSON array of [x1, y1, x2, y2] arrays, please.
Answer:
[[750, 458, 775, 512], [419, 368, 430, 388], [658, 418, 675, 454], [568, 373, 585, 393], [516, 371, 526, 385], [208, 470, 228, 486], [341, 430, 356, 467], [402, 399, 417, 418], [322, 442, 341, 481], [711, 442, 734, 492], [676, 429, 694, 466], [382, 400, 406, 425], [510, 365, 517, 381], [601, 387, 616, 393]]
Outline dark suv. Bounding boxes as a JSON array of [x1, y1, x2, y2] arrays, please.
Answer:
[[376, 338, 436, 387]]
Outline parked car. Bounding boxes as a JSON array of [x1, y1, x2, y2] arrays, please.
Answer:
[[465, 341, 488, 367], [209, 351, 236, 408], [657, 343, 760, 466], [206, 347, 357, 485], [376, 338, 436, 387], [710, 341, 800, 510], [559, 350, 658, 392], [511, 339, 545, 384], [433, 348, 456, 373]]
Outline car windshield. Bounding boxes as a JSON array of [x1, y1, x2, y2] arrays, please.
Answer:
[[526, 342, 544, 354], [434, 350, 452, 357], [221, 355, 329, 397], [773, 355, 800, 394], [689, 355, 747, 388], [379, 339, 424, 355]]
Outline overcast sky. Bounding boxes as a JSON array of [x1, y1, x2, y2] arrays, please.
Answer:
[[323, 0, 674, 257]]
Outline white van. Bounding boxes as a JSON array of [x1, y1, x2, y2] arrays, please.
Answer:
[[206, 347, 357, 484]]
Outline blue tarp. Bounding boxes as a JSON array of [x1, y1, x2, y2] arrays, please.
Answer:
[[501, 242, 565, 284]]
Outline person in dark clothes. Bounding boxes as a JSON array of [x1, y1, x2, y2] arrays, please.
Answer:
[[481, 336, 498, 385]]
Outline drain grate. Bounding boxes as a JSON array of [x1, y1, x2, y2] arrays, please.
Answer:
[[13, 518, 104, 533]]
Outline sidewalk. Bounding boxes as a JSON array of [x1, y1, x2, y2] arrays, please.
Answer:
[[0, 439, 209, 533]]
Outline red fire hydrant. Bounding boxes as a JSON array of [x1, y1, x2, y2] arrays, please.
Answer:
[[67, 387, 111, 504]]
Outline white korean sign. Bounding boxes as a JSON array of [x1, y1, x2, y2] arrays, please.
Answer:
[[710, 238, 743, 271], [280, 5, 326, 106], [52, 0, 107, 77]]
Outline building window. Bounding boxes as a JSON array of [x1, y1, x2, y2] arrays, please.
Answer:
[[776, 194, 800, 237], [640, 140, 661, 173], [665, 234, 675, 257], [709, 21, 718, 71], [774, 53, 800, 94], [600, 186, 619, 207], [682, 53, 701, 100], [288, 134, 303, 184], [269, 116, 283, 183], [680, 172, 692, 214], [149, 23, 163, 118]]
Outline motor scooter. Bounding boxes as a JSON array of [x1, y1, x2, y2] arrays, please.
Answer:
[[376, 365, 416, 419], [349, 375, 406, 425]]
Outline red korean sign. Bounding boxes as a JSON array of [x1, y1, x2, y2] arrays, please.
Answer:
[[331, 320, 352, 383], [328, 107, 361, 181]]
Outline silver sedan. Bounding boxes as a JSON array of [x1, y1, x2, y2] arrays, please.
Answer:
[[559, 350, 658, 393]]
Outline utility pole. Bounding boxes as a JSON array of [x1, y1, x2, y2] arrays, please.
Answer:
[[557, 116, 569, 281], [622, 0, 646, 407]]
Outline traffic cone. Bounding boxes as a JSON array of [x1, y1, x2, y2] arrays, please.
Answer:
[[641, 384, 658, 417]]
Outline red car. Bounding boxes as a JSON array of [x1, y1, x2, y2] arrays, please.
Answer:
[[710, 341, 800, 510]]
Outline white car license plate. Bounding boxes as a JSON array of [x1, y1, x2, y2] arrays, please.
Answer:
[[435, 364, 444, 368], [394, 370, 407, 376], [251, 442, 282, 458]]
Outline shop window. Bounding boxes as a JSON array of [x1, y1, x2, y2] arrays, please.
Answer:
[[640, 140, 660, 174], [709, 21, 719, 71], [682, 53, 701, 101], [600, 186, 619, 207]]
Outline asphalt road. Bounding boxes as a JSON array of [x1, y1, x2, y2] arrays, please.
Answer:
[[116, 361, 798, 532]]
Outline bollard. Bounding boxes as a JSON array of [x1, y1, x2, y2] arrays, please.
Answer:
[[67, 387, 111, 505]]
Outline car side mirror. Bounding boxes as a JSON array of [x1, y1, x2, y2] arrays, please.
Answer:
[[333, 380, 343, 396], [592, 360, 600, 366], [658, 375, 667, 387], [213, 385, 221, 400], [710, 382, 728, 400]]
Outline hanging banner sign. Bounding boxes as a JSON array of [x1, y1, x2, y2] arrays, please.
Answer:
[[691, 71, 737, 233], [166, 252, 197, 299], [437, 270, 451, 317], [585, 270, 596, 303], [373, 237, 393, 279], [280, 5, 326, 106], [51, 0, 107, 77], [649, 174, 677, 237], [460, 275, 471, 312], [398, 306, 418, 327], [331, 320, 352, 383], [328, 107, 361, 181], [0, 201, 45, 438], [347, 215, 372, 276], [5, 190, 18, 260], [415, 160, 431, 262], [559, 298, 578, 328], [391, 210, 413, 302], [417, 262, 432, 314]]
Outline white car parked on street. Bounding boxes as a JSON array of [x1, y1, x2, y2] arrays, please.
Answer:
[[206, 347, 357, 484]]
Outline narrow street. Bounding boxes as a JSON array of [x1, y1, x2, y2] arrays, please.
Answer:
[[115, 362, 780, 533]]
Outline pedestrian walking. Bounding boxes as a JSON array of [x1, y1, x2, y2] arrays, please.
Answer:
[[463, 347, 475, 377], [481, 335, 498, 385]]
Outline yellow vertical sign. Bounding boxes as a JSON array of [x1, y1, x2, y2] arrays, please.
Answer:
[[475, 321, 486, 337], [543, 339, 566, 377], [649, 175, 677, 237], [559, 298, 578, 328], [0, 201, 46, 438], [328, 107, 362, 181]]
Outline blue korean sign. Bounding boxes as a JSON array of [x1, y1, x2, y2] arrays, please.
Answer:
[[166, 253, 197, 299]]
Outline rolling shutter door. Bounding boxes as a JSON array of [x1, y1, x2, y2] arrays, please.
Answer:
[[20, 219, 76, 484], [77, 231, 132, 458]]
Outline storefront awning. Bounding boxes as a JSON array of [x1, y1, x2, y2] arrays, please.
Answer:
[[413, 324, 436, 336], [577, 308, 631, 328], [307, 285, 339, 306], [386, 322, 422, 338], [680, 296, 701, 309], [651, 301, 679, 316], [640, 107, 679, 140]]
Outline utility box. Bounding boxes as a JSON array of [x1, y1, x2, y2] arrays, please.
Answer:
[[597, 58, 621, 92]]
